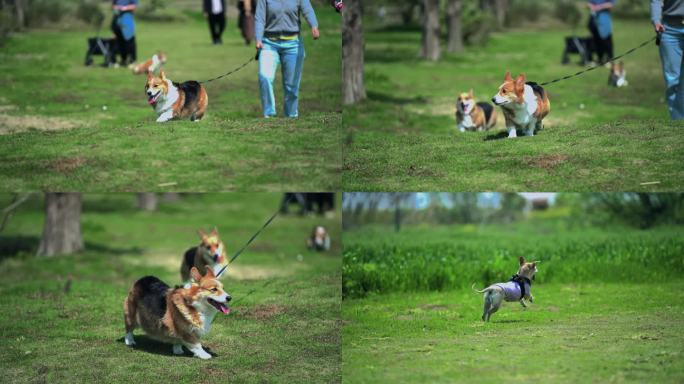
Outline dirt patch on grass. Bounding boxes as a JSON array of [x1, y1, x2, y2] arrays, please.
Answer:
[[0, 113, 81, 134], [420, 304, 448, 311], [48, 156, 86, 173], [523, 154, 570, 170], [239, 304, 286, 320]]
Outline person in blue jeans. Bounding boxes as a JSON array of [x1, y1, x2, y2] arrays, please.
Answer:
[[652, 0, 684, 119], [587, 0, 615, 64], [112, 0, 138, 66], [255, 0, 319, 118]]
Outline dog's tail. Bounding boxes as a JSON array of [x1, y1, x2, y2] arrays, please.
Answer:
[[471, 283, 491, 294]]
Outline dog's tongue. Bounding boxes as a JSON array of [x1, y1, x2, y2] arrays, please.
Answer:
[[219, 304, 230, 315], [148, 97, 156, 105]]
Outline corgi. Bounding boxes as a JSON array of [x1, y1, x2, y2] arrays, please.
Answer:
[[472, 256, 539, 322], [123, 266, 231, 359], [145, 70, 209, 123], [181, 228, 228, 283], [456, 89, 497, 132], [492, 71, 550, 138], [130, 51, 167, 75], [608, 61, 628, 87], [307, 225, 331, 251]]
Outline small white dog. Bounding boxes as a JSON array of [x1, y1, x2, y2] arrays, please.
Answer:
[[472, 256, 539, 322]]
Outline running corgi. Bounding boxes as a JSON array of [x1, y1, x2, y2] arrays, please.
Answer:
[[181, 228, 228, 283], [307, 225, 331, 251], [608, 61, 628, 88], [456, 89, 497, 132], [123, 266, 231, 359], [130, 51, 167, 75], [145, 70, 208, 122], [492, 71, 550, 138]]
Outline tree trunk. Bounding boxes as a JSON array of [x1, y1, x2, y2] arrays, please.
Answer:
[[394, 203, 401, 232], [136, 193, 158, 211], [342, 0, 366, 105], [421, 0, 441, 61], [37, 193, 83, 257], [161, 192, 180, 203], [446, 0, 464, 53], [14, 0, 26, 30], [480, 0, 506, 29]]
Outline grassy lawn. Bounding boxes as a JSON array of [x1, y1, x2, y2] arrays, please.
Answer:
[[0, 193, 341, 383], [343, 19, 684, 191], [0, 8, 341, 191], [342, 283, 684, 383], [342, 217, 684, 382]]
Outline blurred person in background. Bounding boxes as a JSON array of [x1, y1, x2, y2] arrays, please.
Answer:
[[255, 0, 319, 118], [112, 0, 138, 65], [652, 0, 684, 119], [587, 0, 615, 64], [237, 0, 255, 45], [204, 0, 226, 44]]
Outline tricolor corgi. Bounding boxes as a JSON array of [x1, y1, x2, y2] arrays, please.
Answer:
[[181, 228, 227, 283], [456, 89, 497, 132], [130, 51, 167, 75], [123, 266, 231, 359], [608, 61, 628, 88], [492, 71, 550, 138], [307, 225, 331, 251], [145, 70, 209, 123]]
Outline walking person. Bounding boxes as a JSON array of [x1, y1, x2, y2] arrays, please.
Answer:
[[111, 0, 138, 66], [237, 0, 255, 45], [587, 0, 615, 64], [652, 0, 684, 119], [204, 0, 226, 44], [255, 0, 319, 118]]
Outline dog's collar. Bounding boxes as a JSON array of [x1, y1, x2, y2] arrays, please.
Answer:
[[510, 274, 532, 299]]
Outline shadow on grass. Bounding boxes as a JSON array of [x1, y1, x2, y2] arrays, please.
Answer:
[[484, 131, 510, 141], [490, 319, 530, 324], [0, 235, 38, 260], [367, 91, 428, 105], [116, 335, 218, 358]]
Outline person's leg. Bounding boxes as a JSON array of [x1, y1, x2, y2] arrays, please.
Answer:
[[676, 27, 684, 119], [588, 17, 602, 63], [604, 34, 613, 61], [280, 39, 305, 118], [112, 17, 127, 64], [659, 25, 684, 119], [217, 13, 226, 43], [208, 14, 217, 43], [128, 36, 137, 64], [258, 39, 280, 117]]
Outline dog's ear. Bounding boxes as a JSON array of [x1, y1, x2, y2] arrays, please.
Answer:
[[160, 70, 166, 81], [514, 74, 526, 97], [197, 229, 207, 239], [204, 265, 215, 278], [519, 256, 526, 266], [504, 71, 512, 82], [211, 227, 219, 236], [618, 61, 624, 73], [146, 72, 153, 82], [468, 88, 473, 98], [190, 266, 202, 282]]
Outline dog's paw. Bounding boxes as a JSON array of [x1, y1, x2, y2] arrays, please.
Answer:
[[173, 344, 184, 355], [195, 351, 212, 360]]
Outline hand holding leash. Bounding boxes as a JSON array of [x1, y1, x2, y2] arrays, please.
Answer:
[[655, 23, 665, 46]]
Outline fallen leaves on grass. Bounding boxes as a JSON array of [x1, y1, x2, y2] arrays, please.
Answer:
[[0, 113, 81, 134], [238, 304, 286, 320], [48, 156, 86, 173], [523, 154, 570, 170]]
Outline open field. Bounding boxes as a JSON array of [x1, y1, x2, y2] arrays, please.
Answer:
[[342, 221, 684, 382], [0, 194, 341, 383], [343, 19, 684, 191], [0, 8, 341, 191]]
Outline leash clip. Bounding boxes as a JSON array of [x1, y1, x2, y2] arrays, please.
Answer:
[[255, 49, 261, 61]]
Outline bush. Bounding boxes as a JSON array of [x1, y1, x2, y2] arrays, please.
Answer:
[[554, 0, 582, 28], [76, 0, 105, 28], [138, 0, 187, 22]]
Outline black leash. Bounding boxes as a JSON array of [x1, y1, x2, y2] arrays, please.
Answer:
[[215, 194, 292, 278], [198, 51, 259, 85], [540, 35, 657, 86]]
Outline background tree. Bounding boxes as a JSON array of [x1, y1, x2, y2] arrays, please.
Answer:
[[136, 193, 158, 211], [421, 0, 441, 61], [37, 193, 83, 257], [446, 0, 464, 53], [342, 0, 366, 105]]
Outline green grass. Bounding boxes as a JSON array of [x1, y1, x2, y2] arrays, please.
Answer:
[[343, 19, 684, 191], [342, 222, 684, 298], [0, 193, 341, 383], [0, 9, 341, 191], [342, 283, 684, 383]]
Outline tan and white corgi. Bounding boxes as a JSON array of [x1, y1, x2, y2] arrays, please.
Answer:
[[492, 71, 550, 138], [608, 61, 628, 88], [456, 89, 497, 132], [145, 70, 209, 123], [130, 51, 167, 75], [181, 228, 228, 283], [123, 266, 231, 359]]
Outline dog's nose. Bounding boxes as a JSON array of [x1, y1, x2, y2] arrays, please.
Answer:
[[226, 294, 232, 302], [491, 97, 496, 103]]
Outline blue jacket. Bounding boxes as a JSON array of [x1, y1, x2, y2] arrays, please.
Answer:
[[255, 0, 318, 42]]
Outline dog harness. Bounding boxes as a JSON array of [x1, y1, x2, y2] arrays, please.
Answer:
[[494, 275, 531, 302]]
